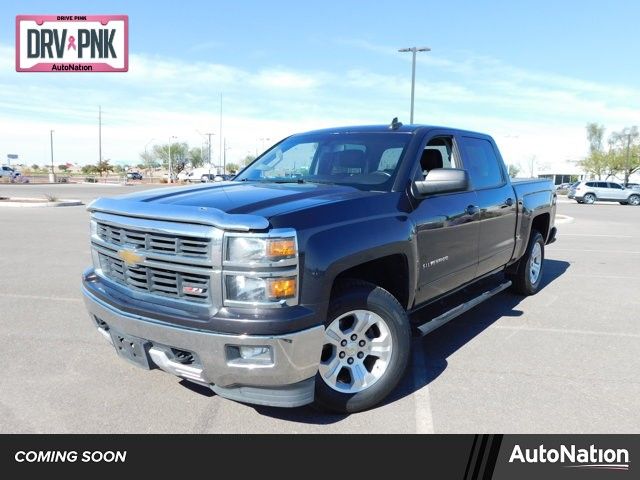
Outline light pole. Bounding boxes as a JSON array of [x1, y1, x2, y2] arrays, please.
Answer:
[[168, 135, 177, 183], [49, 130, 55, 183], [205, 132, 215, 175], [398, 46, 431, 124], [625, 133, 632, 185], [144, 138, 155, 177]]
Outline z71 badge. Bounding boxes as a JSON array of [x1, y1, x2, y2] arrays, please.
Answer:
[[15, 15, 128, 72]]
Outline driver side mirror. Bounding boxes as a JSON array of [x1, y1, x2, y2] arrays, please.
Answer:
[[411, 168, 469, 198]]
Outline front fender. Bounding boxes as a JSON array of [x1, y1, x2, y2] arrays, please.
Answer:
[[299, 214, 417, 309]]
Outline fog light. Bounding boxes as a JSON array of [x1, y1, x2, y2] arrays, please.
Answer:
[[240, 345, 272, 361], [226, 345, 273, 366]]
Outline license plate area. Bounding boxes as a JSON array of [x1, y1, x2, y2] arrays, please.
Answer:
[[110, 330, 152, 369]]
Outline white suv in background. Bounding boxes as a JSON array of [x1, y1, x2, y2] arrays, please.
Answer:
[[568, 181, 640, 205], [0, 165, 21, 180]]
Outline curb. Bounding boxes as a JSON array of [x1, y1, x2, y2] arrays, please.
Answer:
[[0, 197, 83, 208]]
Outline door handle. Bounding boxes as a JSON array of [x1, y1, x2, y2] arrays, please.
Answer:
[[466, 205, 480, 216], [504, 197, 514, 207]]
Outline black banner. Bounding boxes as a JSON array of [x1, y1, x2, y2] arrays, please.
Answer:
[[0, 435, 635, 478]]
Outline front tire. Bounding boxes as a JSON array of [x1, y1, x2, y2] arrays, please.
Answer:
[[509, 231, 545, 295], [314, 280, 411, 413]]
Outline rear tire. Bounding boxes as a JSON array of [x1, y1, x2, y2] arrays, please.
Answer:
[[583, 193, 596, 204], [509, 231, 545, 296], [314, 280, 411, 413]]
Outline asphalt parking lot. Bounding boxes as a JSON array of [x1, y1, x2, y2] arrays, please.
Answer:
[[0, 183, 638, 433]]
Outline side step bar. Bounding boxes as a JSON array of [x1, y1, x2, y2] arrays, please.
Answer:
[[416, 280, 512, 337]]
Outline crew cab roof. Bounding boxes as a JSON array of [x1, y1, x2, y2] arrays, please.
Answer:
[[298, 124, 492, 139]]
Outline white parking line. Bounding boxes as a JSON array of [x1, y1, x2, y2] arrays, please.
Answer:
[[560, 234, 633, 238], [0, 293, 82, 303], [561, 274, 638, 280], [493, 325, 640, 339], [551, 248, 640, 254], [412, 340, 435, 434]]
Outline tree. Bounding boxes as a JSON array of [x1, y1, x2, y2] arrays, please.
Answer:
[[226, 162, 240, 174], [58, 164, 68, 172], [95, 159, 113, 177], [31, 163, 39, 170], [579, 123, 609, 180], [580, 123, 640, 183], [609, 126, 640, 185], [241, 154, 256, 167], [586, 122, 605, 154], [153, 142, 189, 174], [81, 164, 97, 175], [139, 150, 159, 175], [189, 147, 204, 168], [507, 164, 520, 178]]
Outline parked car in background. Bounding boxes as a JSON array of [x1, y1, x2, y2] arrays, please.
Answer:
[[200, 173, 233, 182], [568, 181, 640, 205], [177, 171, 193, 182], [126, 172, 143, 180], [555, 182, 571, 190], [625, 183, 640, 190], [0, 165, 21, 180]]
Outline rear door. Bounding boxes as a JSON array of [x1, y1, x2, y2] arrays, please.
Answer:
[[594, 182, 609, 199], [457, 135, 517, 277]]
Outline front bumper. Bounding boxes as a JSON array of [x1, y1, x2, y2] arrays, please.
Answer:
[[82, 285, 324, 408]]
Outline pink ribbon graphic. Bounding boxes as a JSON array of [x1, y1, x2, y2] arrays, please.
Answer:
[[67, 36, 77, 50]]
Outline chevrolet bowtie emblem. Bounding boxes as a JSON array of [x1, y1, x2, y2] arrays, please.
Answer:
[[117, 249, 145, 266]]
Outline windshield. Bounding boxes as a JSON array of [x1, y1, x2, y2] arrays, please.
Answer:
[[235, 132, 412, 191]]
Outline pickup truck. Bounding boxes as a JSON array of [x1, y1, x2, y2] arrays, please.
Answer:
[[82, 121, 557, 413]]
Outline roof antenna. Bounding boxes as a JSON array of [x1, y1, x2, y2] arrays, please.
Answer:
[[389, 117, 403, 130]]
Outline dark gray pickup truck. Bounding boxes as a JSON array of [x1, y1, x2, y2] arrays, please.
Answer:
[[82, 122, 557, 413]]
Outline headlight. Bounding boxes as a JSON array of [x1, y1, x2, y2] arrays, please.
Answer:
[[226, 235, 296, 264], [225, 275, 297, 303], [223, 229, 298, 306]]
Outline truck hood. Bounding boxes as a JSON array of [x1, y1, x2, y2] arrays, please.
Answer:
[[118, 181, 378, 218]]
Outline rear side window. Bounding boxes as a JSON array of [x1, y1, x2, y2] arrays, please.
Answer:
[[586, 182, 596, 187], [459, 137, 504, 189]]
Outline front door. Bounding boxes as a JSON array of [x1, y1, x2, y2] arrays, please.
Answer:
[[606, 182, 627, 200], [411, 133, 480, 306]]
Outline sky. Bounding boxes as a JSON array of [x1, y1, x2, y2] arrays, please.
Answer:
[[1, 0, 640, 173]]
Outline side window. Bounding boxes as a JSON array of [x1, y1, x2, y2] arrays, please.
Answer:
[[416, 136, 459, 180], [586, 182, 596, 187], [596, 182, 607, 188], [608, 183, 622, 189], [459, 137, 504, 189]]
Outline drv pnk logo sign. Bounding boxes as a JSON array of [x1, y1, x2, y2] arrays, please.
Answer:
[[16, 15, 128, 72]]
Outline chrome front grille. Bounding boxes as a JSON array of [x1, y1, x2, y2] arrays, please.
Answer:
[[91, 212, 223, 307], [98, 253, 211, 303], [97, 222, 210, 259]]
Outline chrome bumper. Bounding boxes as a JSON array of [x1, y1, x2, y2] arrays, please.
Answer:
[[82, 287, 324, 406]]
